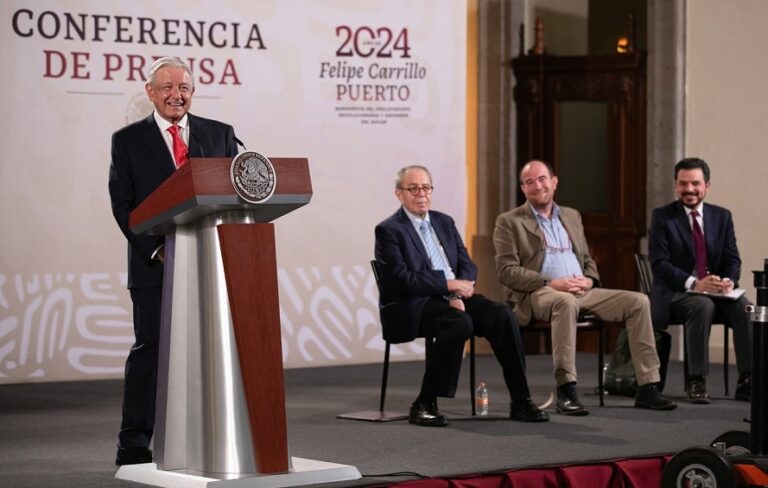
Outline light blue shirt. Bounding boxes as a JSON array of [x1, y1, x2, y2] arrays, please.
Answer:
[[402, 208, 456, 279], [531, 203, 583, 280]]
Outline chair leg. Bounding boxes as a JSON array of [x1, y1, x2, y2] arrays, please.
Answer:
[[723, 325, 730, 397], [682, 328, 690, 388], [336, 340, 409, 422], [379, 342, 391, 412], [597, 327, 604, 407], [470, 336, 476, 416]]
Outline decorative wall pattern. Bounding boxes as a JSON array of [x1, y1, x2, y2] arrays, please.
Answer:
[[0, 273, 132, 381], [0, 267, 425, 383]]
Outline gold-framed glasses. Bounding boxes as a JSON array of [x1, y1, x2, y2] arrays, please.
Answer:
[[399, 185, 434, 196]]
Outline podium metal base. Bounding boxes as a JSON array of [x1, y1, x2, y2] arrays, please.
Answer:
[[115, 457, 362, 488]]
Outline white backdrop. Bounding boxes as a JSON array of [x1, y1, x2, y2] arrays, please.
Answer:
[[0, 0, 467, 383]]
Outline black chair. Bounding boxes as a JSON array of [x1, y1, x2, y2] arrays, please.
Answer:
[[633, 253, 730, 395], [337, 261, 477, 421], [519, 314, 605, 407]]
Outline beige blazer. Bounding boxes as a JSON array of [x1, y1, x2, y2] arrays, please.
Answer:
[[493, 203, 601, 325]]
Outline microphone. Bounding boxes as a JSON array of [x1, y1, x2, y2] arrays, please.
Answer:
[[189, 131, 205, 158], [234, 135, 247, 151]]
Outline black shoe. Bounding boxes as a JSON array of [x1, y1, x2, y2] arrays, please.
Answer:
[[556, 382, 589, 416], [510, 399, 549, 422], [735, 374, 751, 402], [115, 446, 153, 466], [408, 401, 448, 427], [686, 376, 710, 404], [635, 383, 677, 410]]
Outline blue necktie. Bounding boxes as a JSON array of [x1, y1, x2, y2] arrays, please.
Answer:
[[420, 221, 450, 276]]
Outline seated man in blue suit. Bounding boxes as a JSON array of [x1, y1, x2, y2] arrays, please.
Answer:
[[649, 157, 752, 403], [374, 165, 548, 426]]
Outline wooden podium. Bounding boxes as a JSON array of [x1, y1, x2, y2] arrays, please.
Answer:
[[116, 157, 360, 487]]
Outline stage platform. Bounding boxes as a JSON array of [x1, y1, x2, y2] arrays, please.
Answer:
[[0, 352, 750, 487]]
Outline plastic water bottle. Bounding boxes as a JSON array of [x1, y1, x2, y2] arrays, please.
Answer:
[[475, 381, 489, 416]]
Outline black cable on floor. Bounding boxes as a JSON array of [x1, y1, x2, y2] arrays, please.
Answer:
[[362, 471, 429, 479]]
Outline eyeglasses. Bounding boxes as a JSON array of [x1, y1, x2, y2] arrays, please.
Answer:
[[544, 240, 572, 254], [398, 185, 434, 196], [542, 230, 572, 254]]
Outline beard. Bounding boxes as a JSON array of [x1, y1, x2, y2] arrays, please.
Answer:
[[680, 192, 701, 208]]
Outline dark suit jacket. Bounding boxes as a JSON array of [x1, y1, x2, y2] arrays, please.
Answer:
[[109, 113, 239, 288], [648, 200, 742, 328], [374, 207, 477, 343]]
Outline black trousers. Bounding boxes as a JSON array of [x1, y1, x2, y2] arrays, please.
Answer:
[[418, 294, 531, 402], [118, 287, 162, 449], [670, 292, 752, 377]]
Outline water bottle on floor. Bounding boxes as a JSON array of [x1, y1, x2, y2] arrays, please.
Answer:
[[475, 381, 489, 416]]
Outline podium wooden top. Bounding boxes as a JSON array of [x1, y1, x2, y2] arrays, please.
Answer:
[[129, 157, 312, 235]]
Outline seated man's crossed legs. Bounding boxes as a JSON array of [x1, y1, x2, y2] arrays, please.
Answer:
[[527, 287, 676, 415]]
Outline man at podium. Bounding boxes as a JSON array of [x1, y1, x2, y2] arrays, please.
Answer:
[[108, 56, 240, 466]]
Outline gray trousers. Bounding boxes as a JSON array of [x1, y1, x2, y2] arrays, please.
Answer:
[[669, 292, 752, 377]]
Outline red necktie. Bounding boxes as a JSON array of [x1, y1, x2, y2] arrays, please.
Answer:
[[167, 125, 188, 168], [690, 210, 708, 278]]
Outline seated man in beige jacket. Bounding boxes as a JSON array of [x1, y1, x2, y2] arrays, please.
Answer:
[[493, 160, 676, 415]]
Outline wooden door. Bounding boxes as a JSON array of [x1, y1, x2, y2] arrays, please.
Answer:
[[512, 52, 647, 350]]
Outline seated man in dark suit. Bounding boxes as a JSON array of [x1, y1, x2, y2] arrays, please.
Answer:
[[649, 157, 751, 403], [109, 57, 240, 464], [374, 165, 548, 426]]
